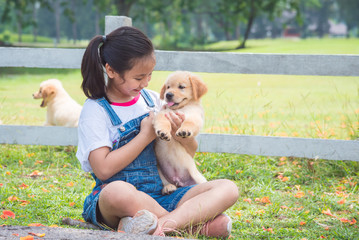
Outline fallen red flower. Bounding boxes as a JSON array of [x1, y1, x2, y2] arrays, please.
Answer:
[[0, 210, 15, 219]]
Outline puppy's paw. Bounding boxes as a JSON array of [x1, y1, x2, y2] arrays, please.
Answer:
[[176, 128, 193, 138], [156, 130, 171, 141], [162, 184, 177, 195]]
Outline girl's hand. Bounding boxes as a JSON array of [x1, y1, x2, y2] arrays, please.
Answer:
[[165, 111, 185, 137], [165, 111, 198, 157], [140, 111, 156, 141]]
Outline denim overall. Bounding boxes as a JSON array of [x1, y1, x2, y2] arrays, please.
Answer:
[[82, 89, 194, 230]]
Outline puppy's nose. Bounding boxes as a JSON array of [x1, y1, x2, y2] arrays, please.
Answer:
[[166, 92, 174, 100]]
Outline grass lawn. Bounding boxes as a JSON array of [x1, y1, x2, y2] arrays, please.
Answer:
[[1, 38, 359, 239], [201, 38, 359, 54]]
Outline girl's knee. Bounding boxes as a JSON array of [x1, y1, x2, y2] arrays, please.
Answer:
[[100, 181, 138, 208], [217, 179, 239, 203]]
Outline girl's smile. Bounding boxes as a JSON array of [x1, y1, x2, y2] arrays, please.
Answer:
[[106, 54, 156, 103]]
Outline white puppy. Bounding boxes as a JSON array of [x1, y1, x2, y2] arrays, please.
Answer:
[[33, 79, 82, 127]]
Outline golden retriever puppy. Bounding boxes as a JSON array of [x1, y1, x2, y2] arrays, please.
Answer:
[[154, 71, 208, 195], [33, 79, 82, 127]]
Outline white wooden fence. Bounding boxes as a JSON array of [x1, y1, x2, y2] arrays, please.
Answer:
[[0, 16, 358, 161]]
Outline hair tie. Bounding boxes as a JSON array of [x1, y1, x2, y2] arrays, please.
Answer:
[[102, 35, 107, 43]]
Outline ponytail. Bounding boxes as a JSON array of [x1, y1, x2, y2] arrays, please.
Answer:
[[81, 35, 107, 100]]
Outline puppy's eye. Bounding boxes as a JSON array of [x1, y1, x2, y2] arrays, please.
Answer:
[[179, 85, 185, 89], [167, 86, 170, 89]]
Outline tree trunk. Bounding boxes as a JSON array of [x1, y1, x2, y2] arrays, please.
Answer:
[[114, 0, 135, 16], [54, 0, 61, 45], [16, 9, 22, 43], [71, 1, 77, 44], [95, 7, 100, 35], [237, 1, 255, 49], [32, 3, 39, 42]]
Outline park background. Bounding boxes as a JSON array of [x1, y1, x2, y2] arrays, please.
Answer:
[[1, 0, 359, 239]]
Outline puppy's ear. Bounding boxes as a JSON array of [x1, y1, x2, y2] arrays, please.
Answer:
[[41, 86, 56, 107], [189, 73, 208, 100], [159, 84, 166, 100]]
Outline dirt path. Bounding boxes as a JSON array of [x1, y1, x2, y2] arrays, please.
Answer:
[[0, 225, 183, 239]]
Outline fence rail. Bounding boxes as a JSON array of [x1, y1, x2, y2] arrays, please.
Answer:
[[0, 125, 358, 161], [0, 15, 358, 162], [1, 47, 359, 76]]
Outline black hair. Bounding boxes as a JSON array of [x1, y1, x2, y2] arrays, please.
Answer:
[[81, 26, 154, 100]]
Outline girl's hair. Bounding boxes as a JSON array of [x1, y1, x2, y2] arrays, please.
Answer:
[[81, 26, 154, 100]]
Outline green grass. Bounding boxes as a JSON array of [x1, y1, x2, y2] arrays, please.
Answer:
[[200, 38, 359, 54], [1, 69, 358, 140], [1, 38, 359, 239]]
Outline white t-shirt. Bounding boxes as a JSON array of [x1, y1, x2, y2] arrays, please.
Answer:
[[76, 89, 162, 172]]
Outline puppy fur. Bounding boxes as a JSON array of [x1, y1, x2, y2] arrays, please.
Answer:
[[154, 71, 208, 195], [33, 79, 82, 127]]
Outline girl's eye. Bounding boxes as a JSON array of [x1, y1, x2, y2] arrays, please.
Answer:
[[179, 85, 185, 89]]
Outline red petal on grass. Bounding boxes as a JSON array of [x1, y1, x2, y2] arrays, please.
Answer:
[[19, 183, 29, 189], [19, 200, 30, 206], [262, 226, 274, 233], [294, 191, 305, 198], [8, 196, 19, 202], [350, 219, 357, 225], [340, 218, 350, 223], [322, 209, 336, 217], [28, 223, 45, 227], [29, 170, 43, 177], [1, 210, 15, 219], [243, 198, 252, 204], [66, 182, 74, 187], [260, 197, 271, 204]]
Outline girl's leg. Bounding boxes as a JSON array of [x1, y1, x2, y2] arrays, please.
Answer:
[[98, 180, 168, 229], [156, 179, 239, 234]]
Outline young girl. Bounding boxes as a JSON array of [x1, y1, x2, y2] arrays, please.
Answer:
[[76, 26, 239, 238]]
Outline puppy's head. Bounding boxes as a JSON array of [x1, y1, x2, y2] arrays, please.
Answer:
[[160, 71, 208, 110], [33, 79, 61, 107]]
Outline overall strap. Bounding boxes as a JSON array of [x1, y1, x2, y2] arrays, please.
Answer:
[[140, 89, 155, 108], [96, 97, 122, 126]]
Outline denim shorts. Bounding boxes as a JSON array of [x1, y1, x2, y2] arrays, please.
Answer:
[[82, 183, 195, 230]]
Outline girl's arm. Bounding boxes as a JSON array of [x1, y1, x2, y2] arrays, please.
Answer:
[[166, 111, 198, 157], [88, 112, 156, 181]]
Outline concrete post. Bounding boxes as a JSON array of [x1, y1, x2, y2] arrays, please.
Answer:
[[105, 16, 132, 35]]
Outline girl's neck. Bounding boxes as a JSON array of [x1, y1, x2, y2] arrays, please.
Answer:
[[106, 89, 134, 103]]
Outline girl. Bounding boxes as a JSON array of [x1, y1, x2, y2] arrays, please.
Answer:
[[77, 26, 239, 238]]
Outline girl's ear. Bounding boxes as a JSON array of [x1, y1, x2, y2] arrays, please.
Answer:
[[189, 73, 208, 100], [160, 84, 166, 100], [105, 63, 116, 79]]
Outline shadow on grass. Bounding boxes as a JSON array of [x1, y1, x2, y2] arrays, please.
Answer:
[[0, 67, 78, 76]]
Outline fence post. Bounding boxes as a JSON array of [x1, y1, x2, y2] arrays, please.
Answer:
[[105, 16, 132, 35]]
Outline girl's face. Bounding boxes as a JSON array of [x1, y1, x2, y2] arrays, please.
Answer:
[[106, 54, 156, 102]]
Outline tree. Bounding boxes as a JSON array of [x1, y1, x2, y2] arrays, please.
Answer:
[[113, 0, 137, 16], [1, 0, 33, 42], [237, 0, 301, 49], [316, 0, 335, 38], [337, 0, 359, 37]]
